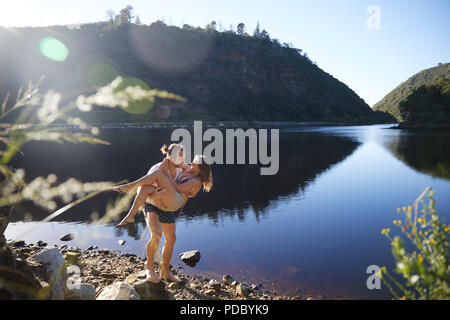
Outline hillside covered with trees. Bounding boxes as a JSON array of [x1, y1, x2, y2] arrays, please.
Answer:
[[0, 6, 393, 124], [373, 63, 450, 121], [398, 77, 450, 127]]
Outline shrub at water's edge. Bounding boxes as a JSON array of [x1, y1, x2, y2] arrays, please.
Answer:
[[380, 187, 450, 300]]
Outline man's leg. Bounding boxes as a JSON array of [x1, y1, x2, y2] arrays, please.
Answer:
[[160, 222, 181, 283], [144, 211, 162, 283]]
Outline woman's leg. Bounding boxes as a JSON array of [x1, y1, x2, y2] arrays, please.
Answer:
[[116, 185, 156, 227], [144, 211, 162, 283], [113, 170, 176, 197], [160, 222, 180, 283]]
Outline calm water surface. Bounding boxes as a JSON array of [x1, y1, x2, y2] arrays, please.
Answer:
[[6, 124, 450, 299]]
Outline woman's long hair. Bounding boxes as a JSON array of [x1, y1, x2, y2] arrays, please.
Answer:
[[193, 155, 213, 192]]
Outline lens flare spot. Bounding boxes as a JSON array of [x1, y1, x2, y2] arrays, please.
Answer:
[[114, 77, 154, 114], [39, 37, 69, 62], [156, 105, 172, 119], [88, 63, 119, 87]]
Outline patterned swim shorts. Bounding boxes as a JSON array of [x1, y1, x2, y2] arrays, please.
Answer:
[[143, 202, 179, 224]]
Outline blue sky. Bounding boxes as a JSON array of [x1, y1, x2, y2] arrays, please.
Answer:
[[1, 0, 449, 106]]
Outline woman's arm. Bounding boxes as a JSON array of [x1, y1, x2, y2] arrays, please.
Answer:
[[174, 178, 201, 195], [158, 158, 171, 176]]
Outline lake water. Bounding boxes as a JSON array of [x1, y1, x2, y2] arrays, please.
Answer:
[[6, 124, 450, 299]]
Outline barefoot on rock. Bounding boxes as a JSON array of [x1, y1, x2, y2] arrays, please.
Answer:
[[146, 268, 161, 284], [160, 272, 181, 283]]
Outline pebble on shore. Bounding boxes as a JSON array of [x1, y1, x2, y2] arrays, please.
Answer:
[[7, 240, 313, 300]]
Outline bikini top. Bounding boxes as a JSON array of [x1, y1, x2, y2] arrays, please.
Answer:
[[178, 176, 194, 184]]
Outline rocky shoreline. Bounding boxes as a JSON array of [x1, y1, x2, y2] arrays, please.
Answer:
[[5, 240, 315, 300]]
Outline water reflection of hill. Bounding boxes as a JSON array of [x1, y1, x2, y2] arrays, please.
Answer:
[[386, 131, 450, 180], [9, 130, 359, 225], [186, 133, 359, 222]]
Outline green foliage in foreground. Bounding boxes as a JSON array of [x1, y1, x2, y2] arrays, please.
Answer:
[[0, 76, 184, 220], [380, 188, 450, 300], [0, 77, 185, 297], [399, 77, 450, 125]]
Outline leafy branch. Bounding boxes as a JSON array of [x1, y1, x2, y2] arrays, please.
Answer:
[[380, 187, 450, 300]]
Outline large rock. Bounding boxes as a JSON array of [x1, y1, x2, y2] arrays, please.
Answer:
[[223, 274, 234, 286], [178, 250, 201, 267], [30, 247, 66, 300], [11, 240, 26, 248], [70, 284, 96, 300], [236, 284, 249, 298], [204, 289, 216, 296], [0, 241, 16, 271], [208, 279, 221, 291], [60, 233, 75, 242], [1, 203, 14, 239], [97, 282, 140, 300], [0, 252, 43, 300], [131, 280, 170, 300], [0, 200, 43, 299]]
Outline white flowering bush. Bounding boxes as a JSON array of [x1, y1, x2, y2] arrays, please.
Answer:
[[0, 76, 185, 227]]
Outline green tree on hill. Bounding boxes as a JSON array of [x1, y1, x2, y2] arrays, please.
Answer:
[[105, 9, 115, 30], [108, 5, 135, 29], [205, 21, 217, 32], [237, 23, 245, 35], [260, 29, 270, 40], [119, 5, 135, 24], [399, 77, 450, 125], [253, 21, 261, 38], [135, 15, 142, 25]]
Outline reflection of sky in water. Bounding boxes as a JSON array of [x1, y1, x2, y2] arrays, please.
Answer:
[[284, 124, 401, 144], [6, 125, 450, 299]]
